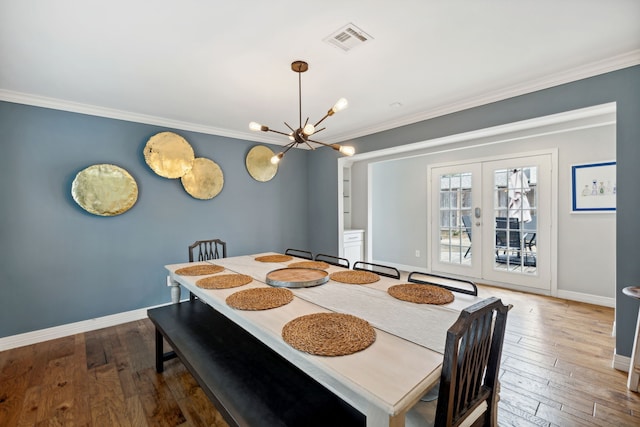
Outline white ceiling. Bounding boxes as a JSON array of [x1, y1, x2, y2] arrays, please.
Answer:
[[1, 0, 639, 146]]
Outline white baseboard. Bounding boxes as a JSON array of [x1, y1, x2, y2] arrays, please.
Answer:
[[555, 290, 615, 308], [0, 302, 175, 352], [613, 352, 631, 372]]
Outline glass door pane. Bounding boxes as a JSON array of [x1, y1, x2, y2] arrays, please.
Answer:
[[492, 167, 538, 274], [438, 172, 472, 264], [431, 163, 481, 278]]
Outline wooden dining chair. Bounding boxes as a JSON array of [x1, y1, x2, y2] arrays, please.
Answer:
[[407, 271, 478, 296], [353, 261, 400, 279], [187, 239, 227, 301], [314, 253, 350, 268], [284, 248, 313, 260], [189, 238, 227, 262], [406, 297, 510, 427]]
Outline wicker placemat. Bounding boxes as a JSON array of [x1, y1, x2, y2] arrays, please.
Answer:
[[282, 313, 376, 356], [388, 283, 455, 305], [255, 254, 293, 263], [175, 264, 224, 276], [196, 274, 253, 289], [288, 261, 330, 270], [226, 287, 294, 310], [330, 270, 380, 285]]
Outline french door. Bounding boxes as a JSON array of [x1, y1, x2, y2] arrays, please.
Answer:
[[429, 154, 552, 291]]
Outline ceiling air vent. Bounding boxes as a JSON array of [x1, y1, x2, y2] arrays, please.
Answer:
[[324, 23, 373, 52]]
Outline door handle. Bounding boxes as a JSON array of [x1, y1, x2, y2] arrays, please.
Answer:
[[474, 207, 481, 219]]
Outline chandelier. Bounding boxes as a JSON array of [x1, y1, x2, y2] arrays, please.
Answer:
[[249, 60, 355, 164]]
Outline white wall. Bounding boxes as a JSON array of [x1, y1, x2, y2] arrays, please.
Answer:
[[346, 107, 616, 301]]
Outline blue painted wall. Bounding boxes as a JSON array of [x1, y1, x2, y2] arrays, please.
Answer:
[[308, 65, 640, 357], [0, 103, 310, 337]]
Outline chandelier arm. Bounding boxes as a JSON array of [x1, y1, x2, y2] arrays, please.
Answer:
[[313, 113, 331, 128], [284, 122, 295, 133], [302, 140, 315, 150], [312, 127, 326, 134], [266, 128, 292, 137], [307, 138, 339, 151], [282, 141, 297, 155]]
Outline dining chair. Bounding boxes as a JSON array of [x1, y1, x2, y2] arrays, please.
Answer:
[[314, 253, 350, 268], [461, 215, 473, 258], [284, 248, 313, 260], [187, 239, 227, 301], [407, 271, 478, 296], [189, 238, 227, 262], [353, 261, 400, 279], [406, 297, 510, 427], [495, 217, 536, 267], [522, 216, 537, 252]]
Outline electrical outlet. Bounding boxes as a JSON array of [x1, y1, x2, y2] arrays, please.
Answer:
[[415, 250, 420, 257]]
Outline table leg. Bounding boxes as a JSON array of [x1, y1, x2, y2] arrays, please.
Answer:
[[628, 306, 640, 392], [155, 327, 164, 373], [167, 276, 181, 303]]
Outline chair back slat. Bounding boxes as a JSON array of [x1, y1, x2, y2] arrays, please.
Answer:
[[353, 261, 400, 279], [284, 248, 313, 260], [408, 271, 478, 296], [315, 253, 350, 268]]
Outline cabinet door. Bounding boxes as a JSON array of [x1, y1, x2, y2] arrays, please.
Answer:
[[344, 243, 362, 267]]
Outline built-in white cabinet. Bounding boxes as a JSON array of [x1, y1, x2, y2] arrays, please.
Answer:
[[343, 229, 364, 267]]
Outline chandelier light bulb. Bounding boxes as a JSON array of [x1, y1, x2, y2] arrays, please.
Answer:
[[303, 124, 315, 136], [249, 122, 264, 132], [271, 152, 284, 164], [339, 145, 355, 156], [332, 98, 348, 113]]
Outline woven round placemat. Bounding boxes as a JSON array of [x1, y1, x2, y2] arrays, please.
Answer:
[[330, 270, 380, 285], [282, 313, 376, 356], [226, 287, 294, 310], [196, 274, 253, 289], [288, 261, 330, 270], [175, 264, 224, 276], [388, 283, 455, 305], [255, 254, 293, 263]]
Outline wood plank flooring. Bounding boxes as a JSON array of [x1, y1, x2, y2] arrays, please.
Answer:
[[1, 285, 639, 426]]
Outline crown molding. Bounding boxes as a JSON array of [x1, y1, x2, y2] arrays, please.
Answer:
[[1, 50, 638, 145], [0, 89, 290, 146], [329, 50, 640, 143]]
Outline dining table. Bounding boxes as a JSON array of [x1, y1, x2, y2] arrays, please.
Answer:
[[165, 252, 484, 427]]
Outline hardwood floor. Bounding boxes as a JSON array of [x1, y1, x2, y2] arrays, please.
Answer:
[[1, 285, 639, 426]]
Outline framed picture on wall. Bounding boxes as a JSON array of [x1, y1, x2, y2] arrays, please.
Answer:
[[571, 161, 616, 212]]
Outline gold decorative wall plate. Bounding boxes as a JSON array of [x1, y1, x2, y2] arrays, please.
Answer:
[[143, 131, 195, 178], [181, 157, 224, 200], [246, 145, 278, 182], [71, 164, 138, 216]]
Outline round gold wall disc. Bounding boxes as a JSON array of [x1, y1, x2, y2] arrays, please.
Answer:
[[246, 145, 278, 182], [71, 164, 138, 216], [181, 157, 224, 200], [143, 131, 195, 178]]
